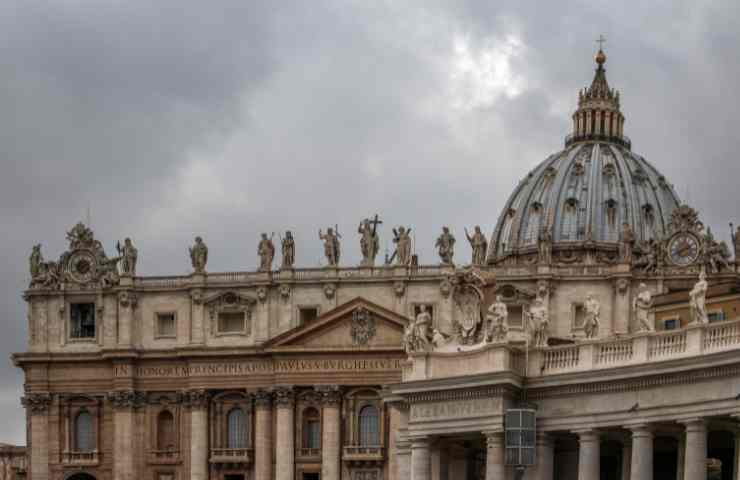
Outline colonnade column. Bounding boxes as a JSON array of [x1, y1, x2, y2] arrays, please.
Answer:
[[187, 390, 210, 480], [274, 386, 295, 480], [629, 424, 653, 480], [320, 386, 342, 480], [22, 393, 52, 480], [254, 390, 273, 480], [485, 430, 505, 480], [575, 429, 600, 480], [410, 436, 431, 480], [681, 419, 707, 480]]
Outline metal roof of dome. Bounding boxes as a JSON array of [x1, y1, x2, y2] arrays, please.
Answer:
[[488, 49, 681, 263]]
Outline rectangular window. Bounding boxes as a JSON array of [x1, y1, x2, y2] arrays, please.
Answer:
[[299, 307, 318, 325], [708, 311, 725, 323], [70, 303, 96, 339], [664, 318, 678, 330], [156, 313, 176, 338], [218, 312, 245, 334], [573, 304, 586, 329]]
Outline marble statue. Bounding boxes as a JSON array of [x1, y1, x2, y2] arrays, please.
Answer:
[[435, 227, 456, 265], [527, 298, 549, 347], [583, 293, 601, 339], [319, 226, 341, 267], [257, 233, 275, 271], [281, 231, 295, 269], [486, 295, 508, 343], [189, 236, 208, 273], [731, 223, 740, 262], [358, 215, 381, 267], [116, 238, 138, 276], [403, 306, 432, 353], [619, 223, 635, 264], [465, 225, 488, 266], [633, 283, 654, 332], [690, 271, 709, 324], [703, 230, 732, 273], [391, 226, 412, 265], [634, 239, 658, 274], [29, 244, 43, 278], [431, 328, 449, 349], [538, 227, 553, 265]]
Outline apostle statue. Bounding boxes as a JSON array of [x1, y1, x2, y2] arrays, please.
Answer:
[[29, 244, 43, 279], [538, 227, 553, 265], [527, 298, 549, 347], [319, 226, 341, 267], [731, 223, 740, 264], [435, 227, 456, 265], [633, 283, 654, 332], [189, 236, 208, 273], [619, 223, 635, 264], [391, 226, 412, 265], [257, 233, 275, 271], [358, 215, 381, 267], [116, 238, 138, 276], [465, 225, 488, 266], [583, 293, 601, 339], [486, 295, 508, 343], [402, 306, 432, 353], [281, 231, 295, 269], [690, 271, 709, 324]]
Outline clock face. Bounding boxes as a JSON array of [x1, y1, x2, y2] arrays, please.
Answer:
[[668, 233, 700, 266]]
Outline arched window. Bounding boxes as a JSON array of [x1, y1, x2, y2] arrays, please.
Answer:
[[227, 408, 247, 449], [74, 411, 95, 452], [303, 407, 321, 449], [157, 410, 176, 450], [358, 405, 380, 446]]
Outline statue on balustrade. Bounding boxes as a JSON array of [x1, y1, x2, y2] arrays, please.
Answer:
[[527, 298, 549, 347], [689, 271, 709, 324], [731, 223, 740, 264], [281, 231, 295, 269], [402, 305, 432, 353], [465, 225, 488, 266], [257, 233, 275, 271], [633, 283, 654, 332], [538, 227, 553, 265], [583, 293, 601, 339], [435, 226, 456, 265], [391, 226, 412, 265], [486, 295, 508, 343], [319, 226, 341, 267], [358, 215, 381, 267], [29, 244, 43, 279], [619, 223, 635, 264], [189, 236, 208, 273], [116, 238, 138, 276]]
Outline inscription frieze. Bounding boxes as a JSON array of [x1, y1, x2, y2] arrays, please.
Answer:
[[410, 397, 498, 421]]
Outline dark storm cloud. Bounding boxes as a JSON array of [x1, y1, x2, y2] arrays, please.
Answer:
[[1, 0, 739, 443]]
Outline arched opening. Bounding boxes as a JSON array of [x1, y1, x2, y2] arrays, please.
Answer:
[[302, 407, 321, 449], [156, 410, 176, 451], [227, 407, 247, 449], [74, 411, 95, 452], [358, 405, 380, 446]]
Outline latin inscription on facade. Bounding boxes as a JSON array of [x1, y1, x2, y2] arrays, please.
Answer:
[[410, 397, 498, 421], [113, 358, 403, 378]]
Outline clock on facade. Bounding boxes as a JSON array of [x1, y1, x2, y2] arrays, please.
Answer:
[[667, 232, 700, 266]]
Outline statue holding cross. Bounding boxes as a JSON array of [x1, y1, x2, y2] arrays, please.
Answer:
[[358, 214, 382, 267]]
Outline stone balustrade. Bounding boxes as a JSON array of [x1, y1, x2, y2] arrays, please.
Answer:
[[148, 449, 180, 465], [61, 450, 100, 466], [209, 447, 253, 464], [403, 319, 740, 382]]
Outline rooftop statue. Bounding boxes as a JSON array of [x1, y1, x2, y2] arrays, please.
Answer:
[[116, 238, 138, 276], [465, 225, 487, 266], [390, 226, 412, 266], [189, 237, 208, 273], [619, 222, 635, 264], [583, 293, 601, 339], [358, 215, 381, 267], [633, 283, 654, 332], [634, 239, 659, 274], [731, 223, 740, 264], [485, 295, 508, 343], [319, 226, 341, 267], [281, 231, 295, 269], [538, 227, 553, 265], [527, 298, 549, 347], [689, 271, 709, 324], [29, 244, 43, 279], [257, 233, 275, 272], [435, 227, 456, 265]]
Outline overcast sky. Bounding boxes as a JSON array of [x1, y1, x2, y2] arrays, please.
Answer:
[[1, 0, 739, 444]]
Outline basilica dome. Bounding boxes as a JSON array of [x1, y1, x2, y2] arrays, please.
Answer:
[[488, 49, 681, 264]]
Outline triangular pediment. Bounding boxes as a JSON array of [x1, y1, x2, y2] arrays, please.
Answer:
[[266, 297, 407, 350]]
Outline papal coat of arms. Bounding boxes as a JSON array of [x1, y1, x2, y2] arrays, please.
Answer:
[[351, 308, 376, 346]]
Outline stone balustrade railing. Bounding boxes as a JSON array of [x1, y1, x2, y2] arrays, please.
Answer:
[[342, 446, 385, 462], [209, 448, 253, 463], [403, 319, 740, 382], [148, 449, 180, 465], [61, 450, 100, 465]]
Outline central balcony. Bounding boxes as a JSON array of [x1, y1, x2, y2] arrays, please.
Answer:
[[342, 446, 384, 464], [297, 447, 322, 461], [61, 450, 100, 466], [209, 448, 253, 464]]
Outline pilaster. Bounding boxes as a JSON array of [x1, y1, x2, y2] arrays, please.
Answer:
[[185, 389, 210, 480], [680, 418, 707, 480], [575, 428, 600, 480], [22, 393, 52, 480], [108, 390, 145, 480], [319, 386, 342, 480], [629, 424, 653, 480], [274, 386, 295, 480], [410, 436, 431, 480]]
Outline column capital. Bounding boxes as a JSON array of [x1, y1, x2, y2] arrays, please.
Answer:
[[409, 436, 431, 448], [183, 389, 211, 410], [678, 417, 707, 431], [21, 392, 52, 415], [627, 423, 654, 437], [107, 390, 146, 410], [484, 430, 505, 449], [254, 389, 272, 409], [273, 385, 295, 408], [573, 428, 600, 441], [318, 385, 342, 406]]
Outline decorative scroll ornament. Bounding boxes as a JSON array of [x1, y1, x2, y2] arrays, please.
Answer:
[[667, 205, 703, 234], [350, 307, 376, 346], [21, 393, 52, 415], [393, 281, 406, 298], [256, 286, 268, 303], [450, 268, 486, 345], [107, 390, 146, 410], [279, 284, 291, 301]]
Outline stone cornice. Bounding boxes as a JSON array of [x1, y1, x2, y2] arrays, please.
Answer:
[[21, 393, 52, 415], [405, 385, 514, 404]]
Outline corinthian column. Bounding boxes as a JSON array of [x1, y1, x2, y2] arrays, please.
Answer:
[[254, 390, 273, 480], [681, 419, 707, 480], [629, 424, 653, 480], [485, 430, 505, 480], [319, 386, 342, 480], [274, 386, 295, 480], [410, 436, 431, 480], [108, 390, 144, 480], [187, 390, 210, 480], [575, 429, 600, 480], [22, 393, 52, 480]]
